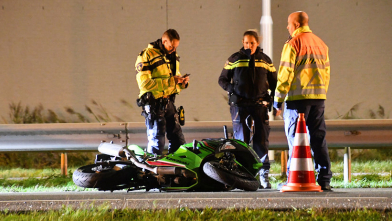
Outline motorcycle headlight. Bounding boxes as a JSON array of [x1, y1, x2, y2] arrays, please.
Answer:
[[220, 142, 236, 151]]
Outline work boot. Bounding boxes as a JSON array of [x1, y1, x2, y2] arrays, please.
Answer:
[[259, 169, 271, 189], [318, 182, 333, 191]]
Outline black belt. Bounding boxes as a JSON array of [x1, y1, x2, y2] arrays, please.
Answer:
[[237, 98, 269, 107]]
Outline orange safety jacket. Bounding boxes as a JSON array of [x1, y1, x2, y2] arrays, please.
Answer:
[[274, 26, 330, 105]]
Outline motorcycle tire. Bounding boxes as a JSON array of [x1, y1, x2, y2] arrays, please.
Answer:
[[73, 164, 135, 190], [203, 161, 259, 191]]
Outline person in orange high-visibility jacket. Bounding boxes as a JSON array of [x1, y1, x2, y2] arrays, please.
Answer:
[[274, 11, 332, 191]]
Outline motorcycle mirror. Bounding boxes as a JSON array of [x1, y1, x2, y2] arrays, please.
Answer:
[[193, 139, 198, 150], [192, 140, 201, 154], [223, 125, 228, 139]]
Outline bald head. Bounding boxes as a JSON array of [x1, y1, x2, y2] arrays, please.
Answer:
[[290, 11, 309, 26], [287, 11, 309, 35]]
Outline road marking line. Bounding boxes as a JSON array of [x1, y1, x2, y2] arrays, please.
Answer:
[[0, 199, 121, 203], [256, 197, 389, 200], [126, 198, 254, 201]]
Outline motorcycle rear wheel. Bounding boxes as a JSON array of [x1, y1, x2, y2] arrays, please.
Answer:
[[73, 164, 135, 190], [203, 161, 259, 191]]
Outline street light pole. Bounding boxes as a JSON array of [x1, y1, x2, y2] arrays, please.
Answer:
[[260, 0, 276, 162]]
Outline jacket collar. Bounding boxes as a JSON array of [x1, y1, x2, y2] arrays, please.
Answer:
[[149, 39, 179, 59], [240, 47, 262, 58], [291, 26, 312, 37], [148, 39, 166, 54]]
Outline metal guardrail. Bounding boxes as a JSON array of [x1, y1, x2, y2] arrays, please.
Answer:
[[0, 122, 128, 152], [1, 120, 392, 182]]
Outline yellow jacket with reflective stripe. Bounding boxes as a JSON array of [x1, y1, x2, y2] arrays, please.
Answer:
[[274, 26, 330, 103], [135, 40, 187, 99]]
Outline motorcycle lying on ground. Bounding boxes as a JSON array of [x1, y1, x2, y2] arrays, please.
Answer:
[[73, 126, 263, 192]]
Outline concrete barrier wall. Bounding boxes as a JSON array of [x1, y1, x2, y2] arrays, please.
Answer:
[[0, 0, 391, 123]]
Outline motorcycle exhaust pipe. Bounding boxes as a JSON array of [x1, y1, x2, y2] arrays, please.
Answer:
[[156, 167, 181, 175], [99, 143, 159, 174], [129, 158, 158, 174], [98, 143, 126, 157]]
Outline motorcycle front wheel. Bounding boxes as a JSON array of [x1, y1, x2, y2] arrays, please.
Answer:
[[73, 164, 136, 190], [203, 161, 259, 191]]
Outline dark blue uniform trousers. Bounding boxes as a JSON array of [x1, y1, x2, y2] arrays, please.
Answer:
[[283, 100, 332, 186], [230, 105, 270, 170]]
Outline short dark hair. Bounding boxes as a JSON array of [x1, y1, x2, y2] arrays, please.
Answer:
[[163, 29, 180, 41], [243, 30, 260, 43]]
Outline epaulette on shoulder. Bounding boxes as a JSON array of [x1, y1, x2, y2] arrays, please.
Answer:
[[229, 51, 241, 61], [138, 49, 146, 56], [255, 50, 270, 62], [139, 48, 157, 59]]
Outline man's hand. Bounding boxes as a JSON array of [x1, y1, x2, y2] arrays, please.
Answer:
[[273, 101, 283, 117], [174, 76, 183, 84], [182, 76, 190, 85], [174, 75, 189, 85], [275, 109, 282, 117]]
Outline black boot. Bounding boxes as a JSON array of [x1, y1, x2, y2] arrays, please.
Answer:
[[318, 182, 332, 191], [259, 169, 271, 189]]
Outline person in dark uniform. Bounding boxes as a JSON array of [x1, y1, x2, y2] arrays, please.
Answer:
[[218, 30, 278, 189], [135, 29, 189, 155]]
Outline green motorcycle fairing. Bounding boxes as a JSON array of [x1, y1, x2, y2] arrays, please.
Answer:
[[210, 139, 263, 172], [148, 141, 216, 191], [127, 138, 262, 191]]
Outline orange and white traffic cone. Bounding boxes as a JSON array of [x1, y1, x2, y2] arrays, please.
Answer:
[[281, 113, 322, 192]]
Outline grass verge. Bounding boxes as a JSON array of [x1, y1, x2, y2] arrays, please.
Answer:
[[1, 160, 392, 192], [1, 206, 391, 220], [0, 174, 92, 193]]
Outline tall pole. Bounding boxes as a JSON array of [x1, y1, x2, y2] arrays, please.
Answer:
[[260, 0, 273, 59], [260, 0, 275, 162]]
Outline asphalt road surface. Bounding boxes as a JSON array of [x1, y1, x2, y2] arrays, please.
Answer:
[[1, 188, 392, 211]]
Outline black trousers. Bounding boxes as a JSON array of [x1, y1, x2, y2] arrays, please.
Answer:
[[230, 105, 270, 170], [144, 99, 185, 155]]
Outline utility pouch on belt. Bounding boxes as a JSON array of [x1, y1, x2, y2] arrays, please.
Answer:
[[136, 92, 153, 107], [178, 106, 185, 126], [228, 93, 241, 106], [137, 93, 155, 129]]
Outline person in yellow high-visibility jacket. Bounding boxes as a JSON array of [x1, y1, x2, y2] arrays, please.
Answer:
[[135, 29, 189, 155], [274, 12, 332, 191]]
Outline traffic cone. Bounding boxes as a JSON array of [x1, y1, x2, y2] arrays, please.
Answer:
[[281, 113, 322, 192]]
